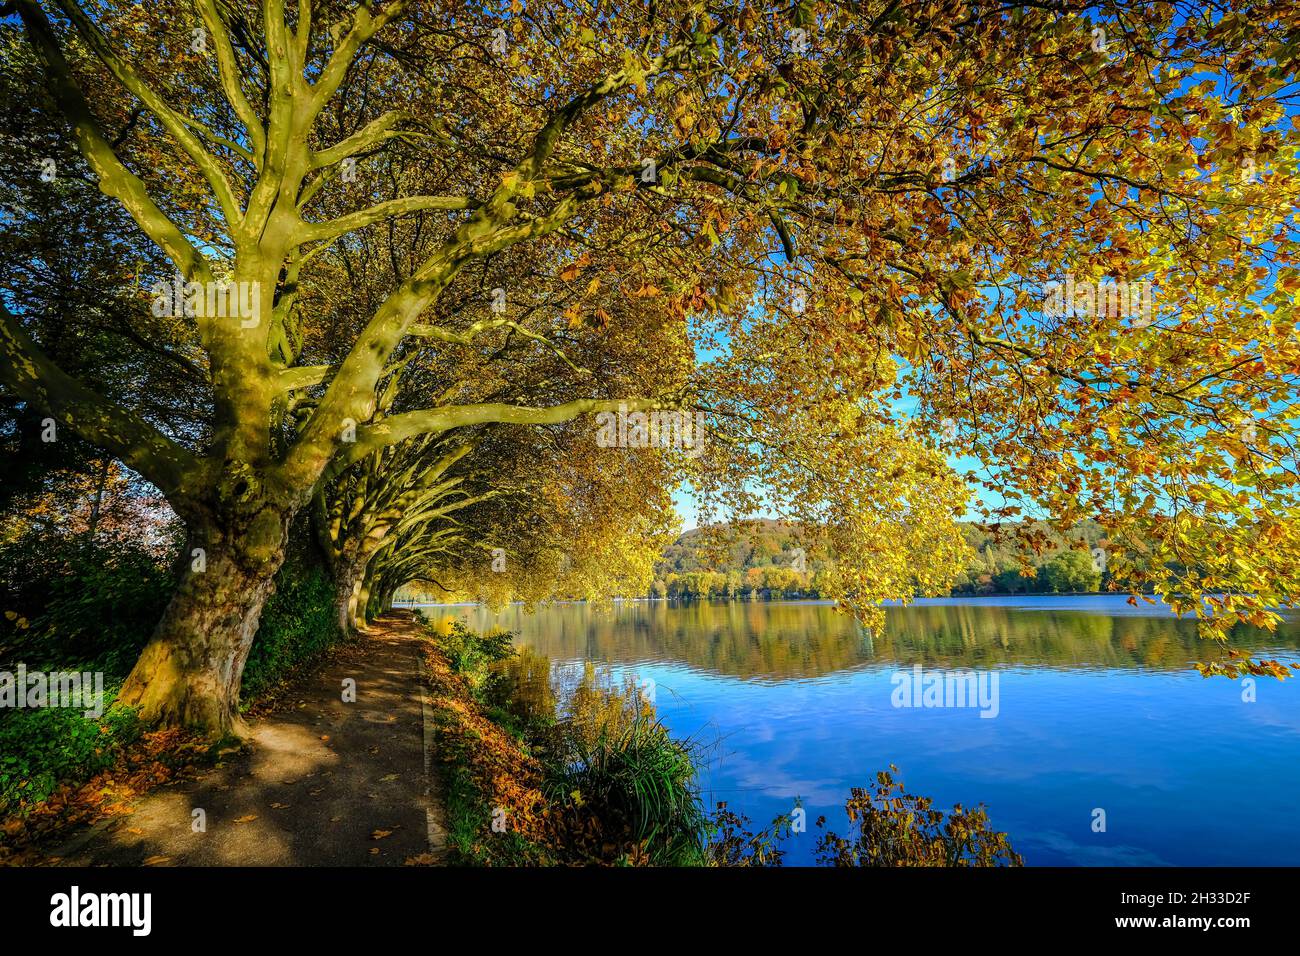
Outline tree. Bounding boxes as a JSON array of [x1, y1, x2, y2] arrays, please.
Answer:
[[1, 0, 699, 732], [3, 0, 1299, 733], [1041, 549, 1102, 594], [316, 433, 484, 634]]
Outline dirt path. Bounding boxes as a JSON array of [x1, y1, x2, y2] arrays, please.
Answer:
[[48, 614, 447, 866]]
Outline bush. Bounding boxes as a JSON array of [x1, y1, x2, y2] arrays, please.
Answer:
[[700, 768, 1023, 867], [704, 803, 795, 867], [0, 690, 140, 815], [814, 766, 1023, 867], [440, 621, 515, 696], [240, 550, 340, 703], [0, 536, 172, 676]]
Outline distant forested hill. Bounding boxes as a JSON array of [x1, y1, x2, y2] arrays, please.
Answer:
[[650, 519, 1113, 599]]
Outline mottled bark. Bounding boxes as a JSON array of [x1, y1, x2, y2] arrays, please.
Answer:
[[332, 547, 369, 636], [118, 503, 292, 737]]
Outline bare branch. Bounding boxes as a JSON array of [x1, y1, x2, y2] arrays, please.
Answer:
[[16, 0, 212, 281], [0, 301, 198, 501]]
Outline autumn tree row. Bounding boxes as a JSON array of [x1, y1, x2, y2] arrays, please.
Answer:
[[3, 0, 1299, 733]]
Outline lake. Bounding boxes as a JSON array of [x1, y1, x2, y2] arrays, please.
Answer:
[[419, 596, 1300, 866]]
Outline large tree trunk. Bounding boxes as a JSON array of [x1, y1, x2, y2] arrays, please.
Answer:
[[332, 550, 368, 637], [333, 530, 392, 634], [357, 580, 373, 624], [118, 504, 292, 737]]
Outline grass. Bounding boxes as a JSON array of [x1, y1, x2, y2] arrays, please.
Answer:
[[442, 763, 549, 865], [544, 712, 708, 866], [418, 617, 711, 866]]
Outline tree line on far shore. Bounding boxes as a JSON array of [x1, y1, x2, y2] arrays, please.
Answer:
[[648, 519, 1107, 600]]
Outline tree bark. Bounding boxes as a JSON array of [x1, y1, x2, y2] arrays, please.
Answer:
[[332, 550, 368, 637], [118, 504, 292, 737], [360, 561, 380, 623]]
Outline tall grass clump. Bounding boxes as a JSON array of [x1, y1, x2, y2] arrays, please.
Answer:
[[544, 680, 708, 866]]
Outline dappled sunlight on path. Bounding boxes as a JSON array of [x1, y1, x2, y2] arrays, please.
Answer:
[[49, 615, 445, 866]]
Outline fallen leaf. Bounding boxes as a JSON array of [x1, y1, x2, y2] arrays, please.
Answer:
[[142, 855, 171, 866], [371, 829, 393, 840], [233, 814, 257, 824]]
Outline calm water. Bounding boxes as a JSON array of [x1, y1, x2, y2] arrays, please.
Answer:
[[424, 596, 1300, 866]]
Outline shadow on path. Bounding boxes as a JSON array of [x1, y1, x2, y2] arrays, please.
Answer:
[[50, 614, 446, 866]]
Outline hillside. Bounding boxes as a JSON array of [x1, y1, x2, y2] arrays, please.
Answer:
[[650, 519, 1111, 599]]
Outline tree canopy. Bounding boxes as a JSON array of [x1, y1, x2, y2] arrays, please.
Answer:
[[3, 0, 1299, 730]]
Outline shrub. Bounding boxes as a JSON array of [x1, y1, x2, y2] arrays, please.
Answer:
[[0, 690, 140, 815], [440, 621, 515, 696], [814, 766, 1023, 867], [240, 552, 339, 703], [0, 536, 172, 676], [704, 802, 794, 867]]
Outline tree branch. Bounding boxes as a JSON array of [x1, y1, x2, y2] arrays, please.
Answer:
[[16, 0, 212, 281], [50, 0, 244, 225], [301, 194, 476, 244], [343, 395, 673, 461], [0, 301, 198, 500], [196, 0, 266, 167]]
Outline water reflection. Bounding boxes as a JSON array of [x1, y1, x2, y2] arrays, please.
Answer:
[[415, 597, 1300, 865], [448, 598, 1300, 681]]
